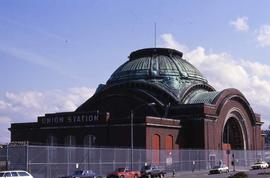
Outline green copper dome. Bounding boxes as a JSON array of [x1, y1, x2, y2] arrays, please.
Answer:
[[78, 48, 217, 113], [107, 48, 207, 84], [101, 48, 216, 103]]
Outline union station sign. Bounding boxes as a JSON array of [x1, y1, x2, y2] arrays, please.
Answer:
[[38, 111, 110, 126]]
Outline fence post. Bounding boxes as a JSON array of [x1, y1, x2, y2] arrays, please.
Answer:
[[67, 147, 70, 176], [26, 142, 29, 172], [113, 148, 116, 171], [99, 148, 102, 175], [6, 144, 9, 170]]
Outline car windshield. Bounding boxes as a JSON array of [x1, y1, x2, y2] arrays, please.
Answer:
[[213, 166, 221, 169], [116, 168, 126, 172], [73, 171, 83, 175], [142, 165, 151, 170], [255, 162, 264, 165]]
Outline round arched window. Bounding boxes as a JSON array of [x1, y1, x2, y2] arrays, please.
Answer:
[[83, 135, 96, 147], [65, 135, 76, 146]]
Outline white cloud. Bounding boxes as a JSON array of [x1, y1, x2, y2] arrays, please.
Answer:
[[256, 25, 270, 47], [160, 33, 188, 53], [0, 116, 11, 144], [161, 33, 270, 129], [0, 87, 95, 143], [230, 17, 249, 31], [240, 60, 270, 78]]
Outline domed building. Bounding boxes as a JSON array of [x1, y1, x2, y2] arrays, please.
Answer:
[[10, 48, 265, 151]]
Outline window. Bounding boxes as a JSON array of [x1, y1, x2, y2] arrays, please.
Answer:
[[166, 135, 173, 151], [65, 135, 76, 146], [84, 135, 96, 147], [152, 134, 160, 164], [11, 172, 18, 176], [4, 172, 11, 177], [18, 171, 30, 176], [47, 135, 57, 146]]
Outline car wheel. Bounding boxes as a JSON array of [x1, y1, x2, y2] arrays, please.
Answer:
[[226, 169, 229, 173]]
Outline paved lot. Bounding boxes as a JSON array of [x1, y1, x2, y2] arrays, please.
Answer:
[[165, 169, 270, 178]]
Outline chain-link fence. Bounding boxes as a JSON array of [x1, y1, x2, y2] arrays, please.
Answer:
[[0, 144, 269, 178]]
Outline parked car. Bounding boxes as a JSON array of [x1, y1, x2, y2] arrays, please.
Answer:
[[107, 167, 140, 178], [209, 165, 229, 174], [140, 165, 166, 178], [0, 170, 33, 178], [59, 169, 103, 178], [251, 161, 269, 169]]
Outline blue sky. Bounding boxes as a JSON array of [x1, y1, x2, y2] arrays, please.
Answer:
[[1, 0, 270, 143]]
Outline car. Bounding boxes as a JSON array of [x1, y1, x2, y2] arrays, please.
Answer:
[[107, 167, 140, 178], [140, 164, 166, 178], [0, 170, 33, 178], [209, 165, 229, 174], [251, 161, 269, 169], [59, 169, 103, 178]]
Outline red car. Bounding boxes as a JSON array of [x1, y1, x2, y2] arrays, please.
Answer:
[[107, 167, 140, 178]]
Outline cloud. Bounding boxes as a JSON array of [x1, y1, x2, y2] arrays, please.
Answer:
[[256, 25, 270, 47], [161, 33, 270, 129], [160, 33, 188, 53], [230, 17, 249, 31], [0, 87, 95, 144], [0, 116, 11, 144]]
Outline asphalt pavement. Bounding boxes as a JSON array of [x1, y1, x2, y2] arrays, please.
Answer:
[[165, 169, 270, 178]]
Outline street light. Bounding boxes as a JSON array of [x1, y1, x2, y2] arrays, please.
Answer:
[[130, 102, 156, 170]]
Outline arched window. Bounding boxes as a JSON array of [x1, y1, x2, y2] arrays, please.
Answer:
[[165, 135, 173, 151], [47, 135, 57, 163], [152, 134, 160, 164], [65, 135, 76, 169], [65, 135, 76, 146], [47, 135, 57, 146], [83, 135, 96, 147]]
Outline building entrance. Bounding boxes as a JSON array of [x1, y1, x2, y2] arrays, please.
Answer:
[[223, 117, 245, 150]]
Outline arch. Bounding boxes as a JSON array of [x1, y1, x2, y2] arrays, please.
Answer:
[[213, 88, 256, 125], [165, 135, 173, 152], [152, 134, 160, 164], [84, 135, 96, 147], [47, 135, 57, 146], [222, 108, 249, 150], [76, 84, 162, 117], [180, 83, 215, 103], [76, 80, 181, 112], [65, 135, 76, 147]]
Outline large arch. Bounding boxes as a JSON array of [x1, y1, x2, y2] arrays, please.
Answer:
[[213, 88, 257, 126], [222, 108, 249, 150], [76, 81, 180, 112]]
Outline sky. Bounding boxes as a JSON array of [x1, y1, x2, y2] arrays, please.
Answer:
[[1, 0, 270, 143]]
